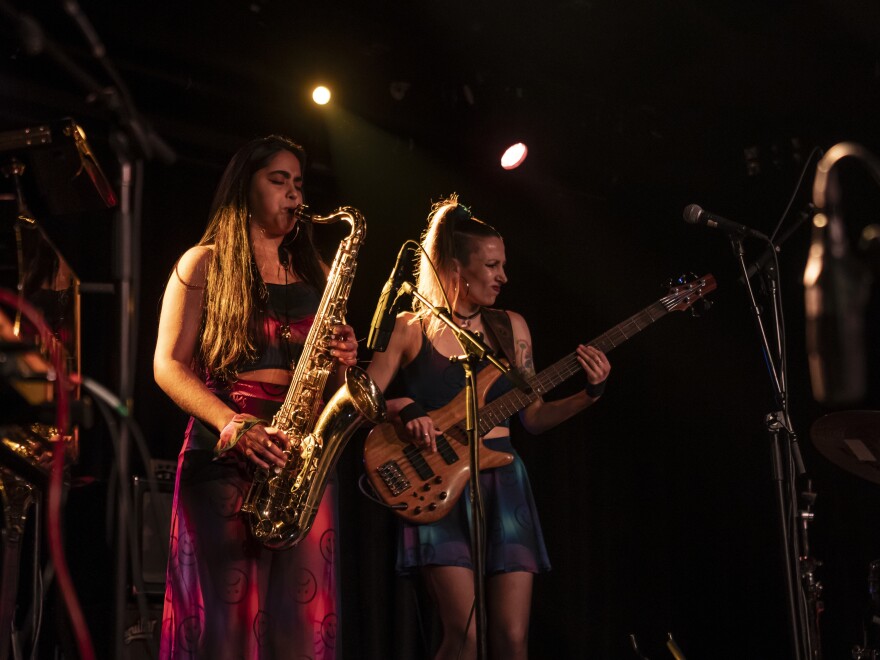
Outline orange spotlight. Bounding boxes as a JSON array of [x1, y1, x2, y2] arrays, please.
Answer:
[[500, 142, 528, 170]]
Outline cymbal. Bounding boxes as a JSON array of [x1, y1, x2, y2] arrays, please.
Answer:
[[811, 411, 880, 485]]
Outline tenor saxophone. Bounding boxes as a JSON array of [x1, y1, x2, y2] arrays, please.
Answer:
[[241, 205, 386, 549]]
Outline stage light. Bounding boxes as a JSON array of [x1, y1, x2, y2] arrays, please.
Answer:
[[312, 86, 331, 105], [500, 142, 528, 170]]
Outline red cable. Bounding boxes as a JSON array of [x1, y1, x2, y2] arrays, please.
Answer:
[[0, 289, 95, 660]]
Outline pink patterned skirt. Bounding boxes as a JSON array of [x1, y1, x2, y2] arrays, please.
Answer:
[[160, 379, 339, 659]]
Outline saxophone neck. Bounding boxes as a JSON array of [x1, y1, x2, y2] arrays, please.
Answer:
[[295, 205, 365, 233]]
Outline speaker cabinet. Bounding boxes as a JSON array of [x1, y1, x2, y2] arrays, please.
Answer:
[[132, 472, 174, 596]]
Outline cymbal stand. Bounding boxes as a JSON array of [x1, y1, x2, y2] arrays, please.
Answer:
[[399, 281, 525, 660], [853, 561, 880, 659], [731, 235, 816, 660], [798, 480, 823, 658]]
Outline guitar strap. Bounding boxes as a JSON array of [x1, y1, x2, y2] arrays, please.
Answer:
[[480, 307, 517, 366]]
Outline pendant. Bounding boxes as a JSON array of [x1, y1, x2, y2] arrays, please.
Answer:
[[278, 323, 292, 341]]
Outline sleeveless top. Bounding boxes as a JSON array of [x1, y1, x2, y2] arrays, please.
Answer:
[[393, 327, 515, 426], [184, 281, 320, 453], [236, 281, 321, 374]]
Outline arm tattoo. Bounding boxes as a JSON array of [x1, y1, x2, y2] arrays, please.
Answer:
[[517, 339, 536, 378]]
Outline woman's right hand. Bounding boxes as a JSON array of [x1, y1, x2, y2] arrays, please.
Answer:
[[387, 397, 439, 453], [403, 415, 439, 453]]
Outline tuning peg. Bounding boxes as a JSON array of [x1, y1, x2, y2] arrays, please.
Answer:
[[662, 272, 698, 290]]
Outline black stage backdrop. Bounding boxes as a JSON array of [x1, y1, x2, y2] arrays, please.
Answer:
[[2, 1, 880, 658]]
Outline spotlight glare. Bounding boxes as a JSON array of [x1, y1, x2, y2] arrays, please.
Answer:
[[500, 142, 528, 170], [312, 86, 331, 105]]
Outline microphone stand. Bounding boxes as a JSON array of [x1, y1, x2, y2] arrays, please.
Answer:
[[729, 235, 814, 660], [399, 281, 527, 660]]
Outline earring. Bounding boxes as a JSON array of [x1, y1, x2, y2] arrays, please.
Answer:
[[462, 278, 470, 296], [248, 211, 267, 236]]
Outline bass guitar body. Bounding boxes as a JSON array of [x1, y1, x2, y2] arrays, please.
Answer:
[[363, 273, 717, 524], [363, 367, 515, 525]]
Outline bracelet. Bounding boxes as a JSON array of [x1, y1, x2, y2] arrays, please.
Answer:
[[399, 401, 427, 424], [585, 380, 607, 399], [214, 413, 266, 457]]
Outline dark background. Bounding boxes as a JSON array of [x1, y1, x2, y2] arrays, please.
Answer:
[[2, 0, 880, 658]]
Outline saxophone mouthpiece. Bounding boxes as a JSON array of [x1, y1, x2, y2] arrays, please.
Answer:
[[293, 204, 313, 222]]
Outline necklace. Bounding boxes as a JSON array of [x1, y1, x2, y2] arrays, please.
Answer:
[[453, 307, 481, 328], [277, 260, 292, 342]]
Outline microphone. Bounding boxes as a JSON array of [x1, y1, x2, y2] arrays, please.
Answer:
[[683, 204, 768, 240], [367, 243, 413, 352]]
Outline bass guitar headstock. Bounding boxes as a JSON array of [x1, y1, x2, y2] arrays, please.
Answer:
[[661, 273, 716, 316]]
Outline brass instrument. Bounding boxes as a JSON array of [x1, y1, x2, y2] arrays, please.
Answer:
[[241, 205, 386, 549]]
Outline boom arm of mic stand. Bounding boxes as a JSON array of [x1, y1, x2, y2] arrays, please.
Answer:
[[730, 236, 805, 473]]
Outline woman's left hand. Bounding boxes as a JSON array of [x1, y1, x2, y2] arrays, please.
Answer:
[[577, 345, 611, 387], [329, 324, 359, 367]]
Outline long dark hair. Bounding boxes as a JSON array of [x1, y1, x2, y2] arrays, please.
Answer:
[[197, 135, 326, 379]]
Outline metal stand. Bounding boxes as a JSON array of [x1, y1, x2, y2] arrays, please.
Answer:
[[458, 353, 487, 657], [0, 478, 36, 660], [399, 281, 526, 660], [731, 236, 818, 659]]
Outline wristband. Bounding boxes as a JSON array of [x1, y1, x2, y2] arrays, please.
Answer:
[[399, 401, 427, 424], [585, 379, 607, 399], [215, 413, 267, 457]]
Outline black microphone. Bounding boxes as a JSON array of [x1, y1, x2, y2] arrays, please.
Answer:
[[367, 243, 413, 352], [683, 204, 768, 240]]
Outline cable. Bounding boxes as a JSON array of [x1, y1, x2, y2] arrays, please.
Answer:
[[770, 147, 824, 244], [0, 288, 95, 660], [87, 389, 159, 659]]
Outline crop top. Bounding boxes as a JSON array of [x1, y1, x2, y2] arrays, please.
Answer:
[[235, 281, 321, 374]]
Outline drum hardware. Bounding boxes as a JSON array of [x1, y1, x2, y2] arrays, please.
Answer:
[[798, 480, 824, 658], [0, 119, 116, 216], [0, 469, 37, 660], [852, 560, 880, 659], [1, 158, 35, 225], [810, 411, 880, 486]]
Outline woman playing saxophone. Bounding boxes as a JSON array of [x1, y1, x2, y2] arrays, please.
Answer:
[[153, 135, 357, 659]]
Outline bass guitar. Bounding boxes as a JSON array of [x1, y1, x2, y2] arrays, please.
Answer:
[[363, 274, 716, 524]]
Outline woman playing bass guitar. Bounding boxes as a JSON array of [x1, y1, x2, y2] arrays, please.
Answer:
[[366, 196, 611, 660]]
